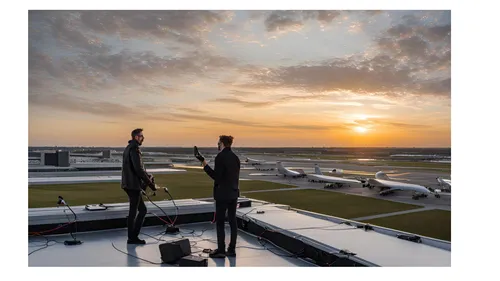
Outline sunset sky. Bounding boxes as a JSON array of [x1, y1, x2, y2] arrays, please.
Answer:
[[28, 10, 451, 147]]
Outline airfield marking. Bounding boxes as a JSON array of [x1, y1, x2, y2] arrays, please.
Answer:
[[350, 207, 436, 221]]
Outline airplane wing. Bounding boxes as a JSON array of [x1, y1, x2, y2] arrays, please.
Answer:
[[311, 174, 361, 184], [248, 173, 277, 177]]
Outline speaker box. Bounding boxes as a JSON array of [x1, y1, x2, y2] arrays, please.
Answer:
[[178, 255, 208, 267], [158, 238, 191, 264]]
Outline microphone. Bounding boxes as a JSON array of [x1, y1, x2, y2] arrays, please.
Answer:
[[57, 196, 66, 206], [163, 187, 178, 210], [57, 196, 82, 246]]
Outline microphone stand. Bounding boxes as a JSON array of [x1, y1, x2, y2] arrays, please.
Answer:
[[58, 196, 82, 246], [163, 187, 179, 210]]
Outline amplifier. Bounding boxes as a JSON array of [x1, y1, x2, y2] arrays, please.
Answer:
[[158, 238, 191, 264]]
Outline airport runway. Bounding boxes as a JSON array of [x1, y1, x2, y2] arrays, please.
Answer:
[[236, 162, 451, 210], [28, 155, 451, 210]]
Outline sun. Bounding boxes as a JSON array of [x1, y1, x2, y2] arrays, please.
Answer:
[[354, 126, 368, 133]]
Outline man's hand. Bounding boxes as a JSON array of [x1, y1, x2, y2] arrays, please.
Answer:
[[202, 160, 208, 167], [194, 146, 205, 162], [148, 174, 157, 190]]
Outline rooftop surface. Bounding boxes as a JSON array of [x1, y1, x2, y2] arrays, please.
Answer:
[[28, 222, 315, 267], [28, 197, 450, 267], [237, 204, 450, 266]]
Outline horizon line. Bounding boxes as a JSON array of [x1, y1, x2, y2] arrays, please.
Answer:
[[28, 146, 452, 149]]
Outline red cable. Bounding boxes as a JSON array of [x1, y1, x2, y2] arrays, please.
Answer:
[[148, 212, 174, 225], [29, 221, 75, 236]]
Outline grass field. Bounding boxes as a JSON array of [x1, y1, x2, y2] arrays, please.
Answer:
[[362, 209, 451, 241], [243, 189, 422, 219], [28, 169, 295, 208]]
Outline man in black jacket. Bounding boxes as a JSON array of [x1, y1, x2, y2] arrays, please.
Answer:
[[194, 135, 240, 258], [121, 128, 157, 244]]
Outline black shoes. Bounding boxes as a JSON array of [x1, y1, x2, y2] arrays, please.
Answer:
[[127, 238, 146, 245], [208, 249, 226, 258], [208, 248, 236, 258], [226, 247, 236, 257]]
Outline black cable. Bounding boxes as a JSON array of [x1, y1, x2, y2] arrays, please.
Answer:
[[58, 197, 79, 243], [63, 209, 77, 241], [29, 243, 52, 256], [142, 190, 178, 226], [140, 231, 167, 244], [28, 234, 66, 256], [257, 238, 301, 258], [111, 242, 163, 265], [28, 209, 78, 256]]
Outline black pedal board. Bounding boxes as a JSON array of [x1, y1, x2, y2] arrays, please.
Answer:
[[178, 255, 208, 267]]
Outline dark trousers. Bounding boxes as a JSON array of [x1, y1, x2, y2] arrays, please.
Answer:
[[215, 199, 238, 251], [124, 189, 147, 240]]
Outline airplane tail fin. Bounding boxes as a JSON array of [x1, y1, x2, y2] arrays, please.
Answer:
[[295, 169, 306, 175], [375, 171, 389, 180], [314, 164, 323, 175]]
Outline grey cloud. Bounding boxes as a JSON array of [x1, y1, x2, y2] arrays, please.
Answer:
[[30, 10, 232, 51], [175, 107, 207, 114], [387, 24, 415, 38], [229, 90, 258, 97], [170, 112, 332, 131], [386, 122, 428, 129], [264, 10, 341, 32], [264, 11, 304, 32], [83, 50, 236, 80], [401, 14, 420, 26], [353, 119, 428, 129], [386, 22, 450, 42], [363, 10, 384, 16], [378, 21, 450, 66], [416, 78, 451, 96], [29, 48, 238, 94], [237, 18, 447, 97], [29, 48, 63, 78], [421, 24, 451, 42], [29, 49, 117, 93], [29, 92, 178, 122], [212, 93, 331, 108], [245, 55, 413, 94], [29, 91, 337, 132], [30, 92, 139, 117], [397, 36, 429, 59], [78, 10, 231, 46], [240, 53, 449, 97], [50, 16, 109, 53], [213, 98, 276, 108], [315, 11, 341, 24], [170, 112, 259, 127]]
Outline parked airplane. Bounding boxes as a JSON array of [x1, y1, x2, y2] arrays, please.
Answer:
[[277, 161, 307, 178], [248, 161, 306, 178], [359, 171, 438, 200], [244, 157, 276, 166], [308, 164, 361, 188], [329, 168, 344, 174], [436, 177, 451, 192], [254, 165, 275, 171]]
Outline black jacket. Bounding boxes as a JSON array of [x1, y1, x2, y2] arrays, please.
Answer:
[[121, 139, 154, 191], [203, 147, 240, 200]]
